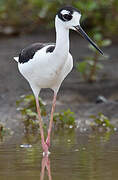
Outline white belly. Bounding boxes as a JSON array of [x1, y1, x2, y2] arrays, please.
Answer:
[[18, 48, 73, 94]]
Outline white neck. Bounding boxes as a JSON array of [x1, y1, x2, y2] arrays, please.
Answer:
[[54, 16, 69, 57]]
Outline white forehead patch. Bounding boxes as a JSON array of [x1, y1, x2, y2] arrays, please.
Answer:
[[61, 10, 70, 15], [72, 11, 81, 25]]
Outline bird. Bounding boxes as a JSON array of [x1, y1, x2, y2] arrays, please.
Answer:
[[14, 6, 103, 156]]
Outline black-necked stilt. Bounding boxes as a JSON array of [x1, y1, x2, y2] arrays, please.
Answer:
[[14, 6, 103, 156]]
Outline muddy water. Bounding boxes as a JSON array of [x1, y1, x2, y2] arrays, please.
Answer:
[[0, 130, 118, 180]]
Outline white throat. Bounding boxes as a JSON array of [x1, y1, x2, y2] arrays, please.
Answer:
[[54, 16, 69, 57]]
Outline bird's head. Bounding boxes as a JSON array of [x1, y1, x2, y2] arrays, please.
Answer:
[[56, 6, 103, 55]]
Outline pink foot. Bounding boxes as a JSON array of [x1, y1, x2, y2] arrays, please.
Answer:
[[42, 142, 49, 156]]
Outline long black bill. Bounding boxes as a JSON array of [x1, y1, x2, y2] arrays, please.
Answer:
[[74, 25, 103, 55]]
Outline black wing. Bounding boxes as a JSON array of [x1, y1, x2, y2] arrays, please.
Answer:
[[19, 43, 55, 64], [19, 43, 45, 64]]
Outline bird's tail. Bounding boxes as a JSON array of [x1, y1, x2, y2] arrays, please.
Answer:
[[14, 57, 19, 62]]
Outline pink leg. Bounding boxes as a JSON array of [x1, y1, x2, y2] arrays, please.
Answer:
[[40, 157, 46, 180], [46, 157, 52, 180], [35, 98, 48, 155], [46, 93, 57, 147], [40, 156, 52, 180]]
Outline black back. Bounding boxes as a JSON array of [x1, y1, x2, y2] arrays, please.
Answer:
[[19, 43, 55, 64], [46, 46, 55, 53]]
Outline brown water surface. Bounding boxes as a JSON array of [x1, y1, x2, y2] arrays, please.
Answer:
[[0, 131, 118, 180]]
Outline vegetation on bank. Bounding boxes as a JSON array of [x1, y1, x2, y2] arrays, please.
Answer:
[[76, 31, 111, 82], [0, 0, 118, 36], [0, 123, 13, 139], [16, 94, 75, 132], [16, 94, 117, 136]]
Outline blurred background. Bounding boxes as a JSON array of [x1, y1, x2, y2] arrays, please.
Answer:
[[0, 0, 118, 36], [0, 1, 118, 179], [0, 0, 118, 131]]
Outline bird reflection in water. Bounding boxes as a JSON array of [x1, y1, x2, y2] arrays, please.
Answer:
[[40, 156, 52, 180]]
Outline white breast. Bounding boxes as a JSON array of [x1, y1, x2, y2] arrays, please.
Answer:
[[18, 46, 73, 94]]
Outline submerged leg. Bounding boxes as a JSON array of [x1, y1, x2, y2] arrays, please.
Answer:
[[40, 156, 52, 180], [35, 98, 48, 155], [46, 93, 57, 147], [40, 157, 46, 180], [46, 157, 52, 180]]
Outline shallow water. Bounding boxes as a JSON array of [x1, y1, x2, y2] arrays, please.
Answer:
[[0, 130, 118, 180]]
